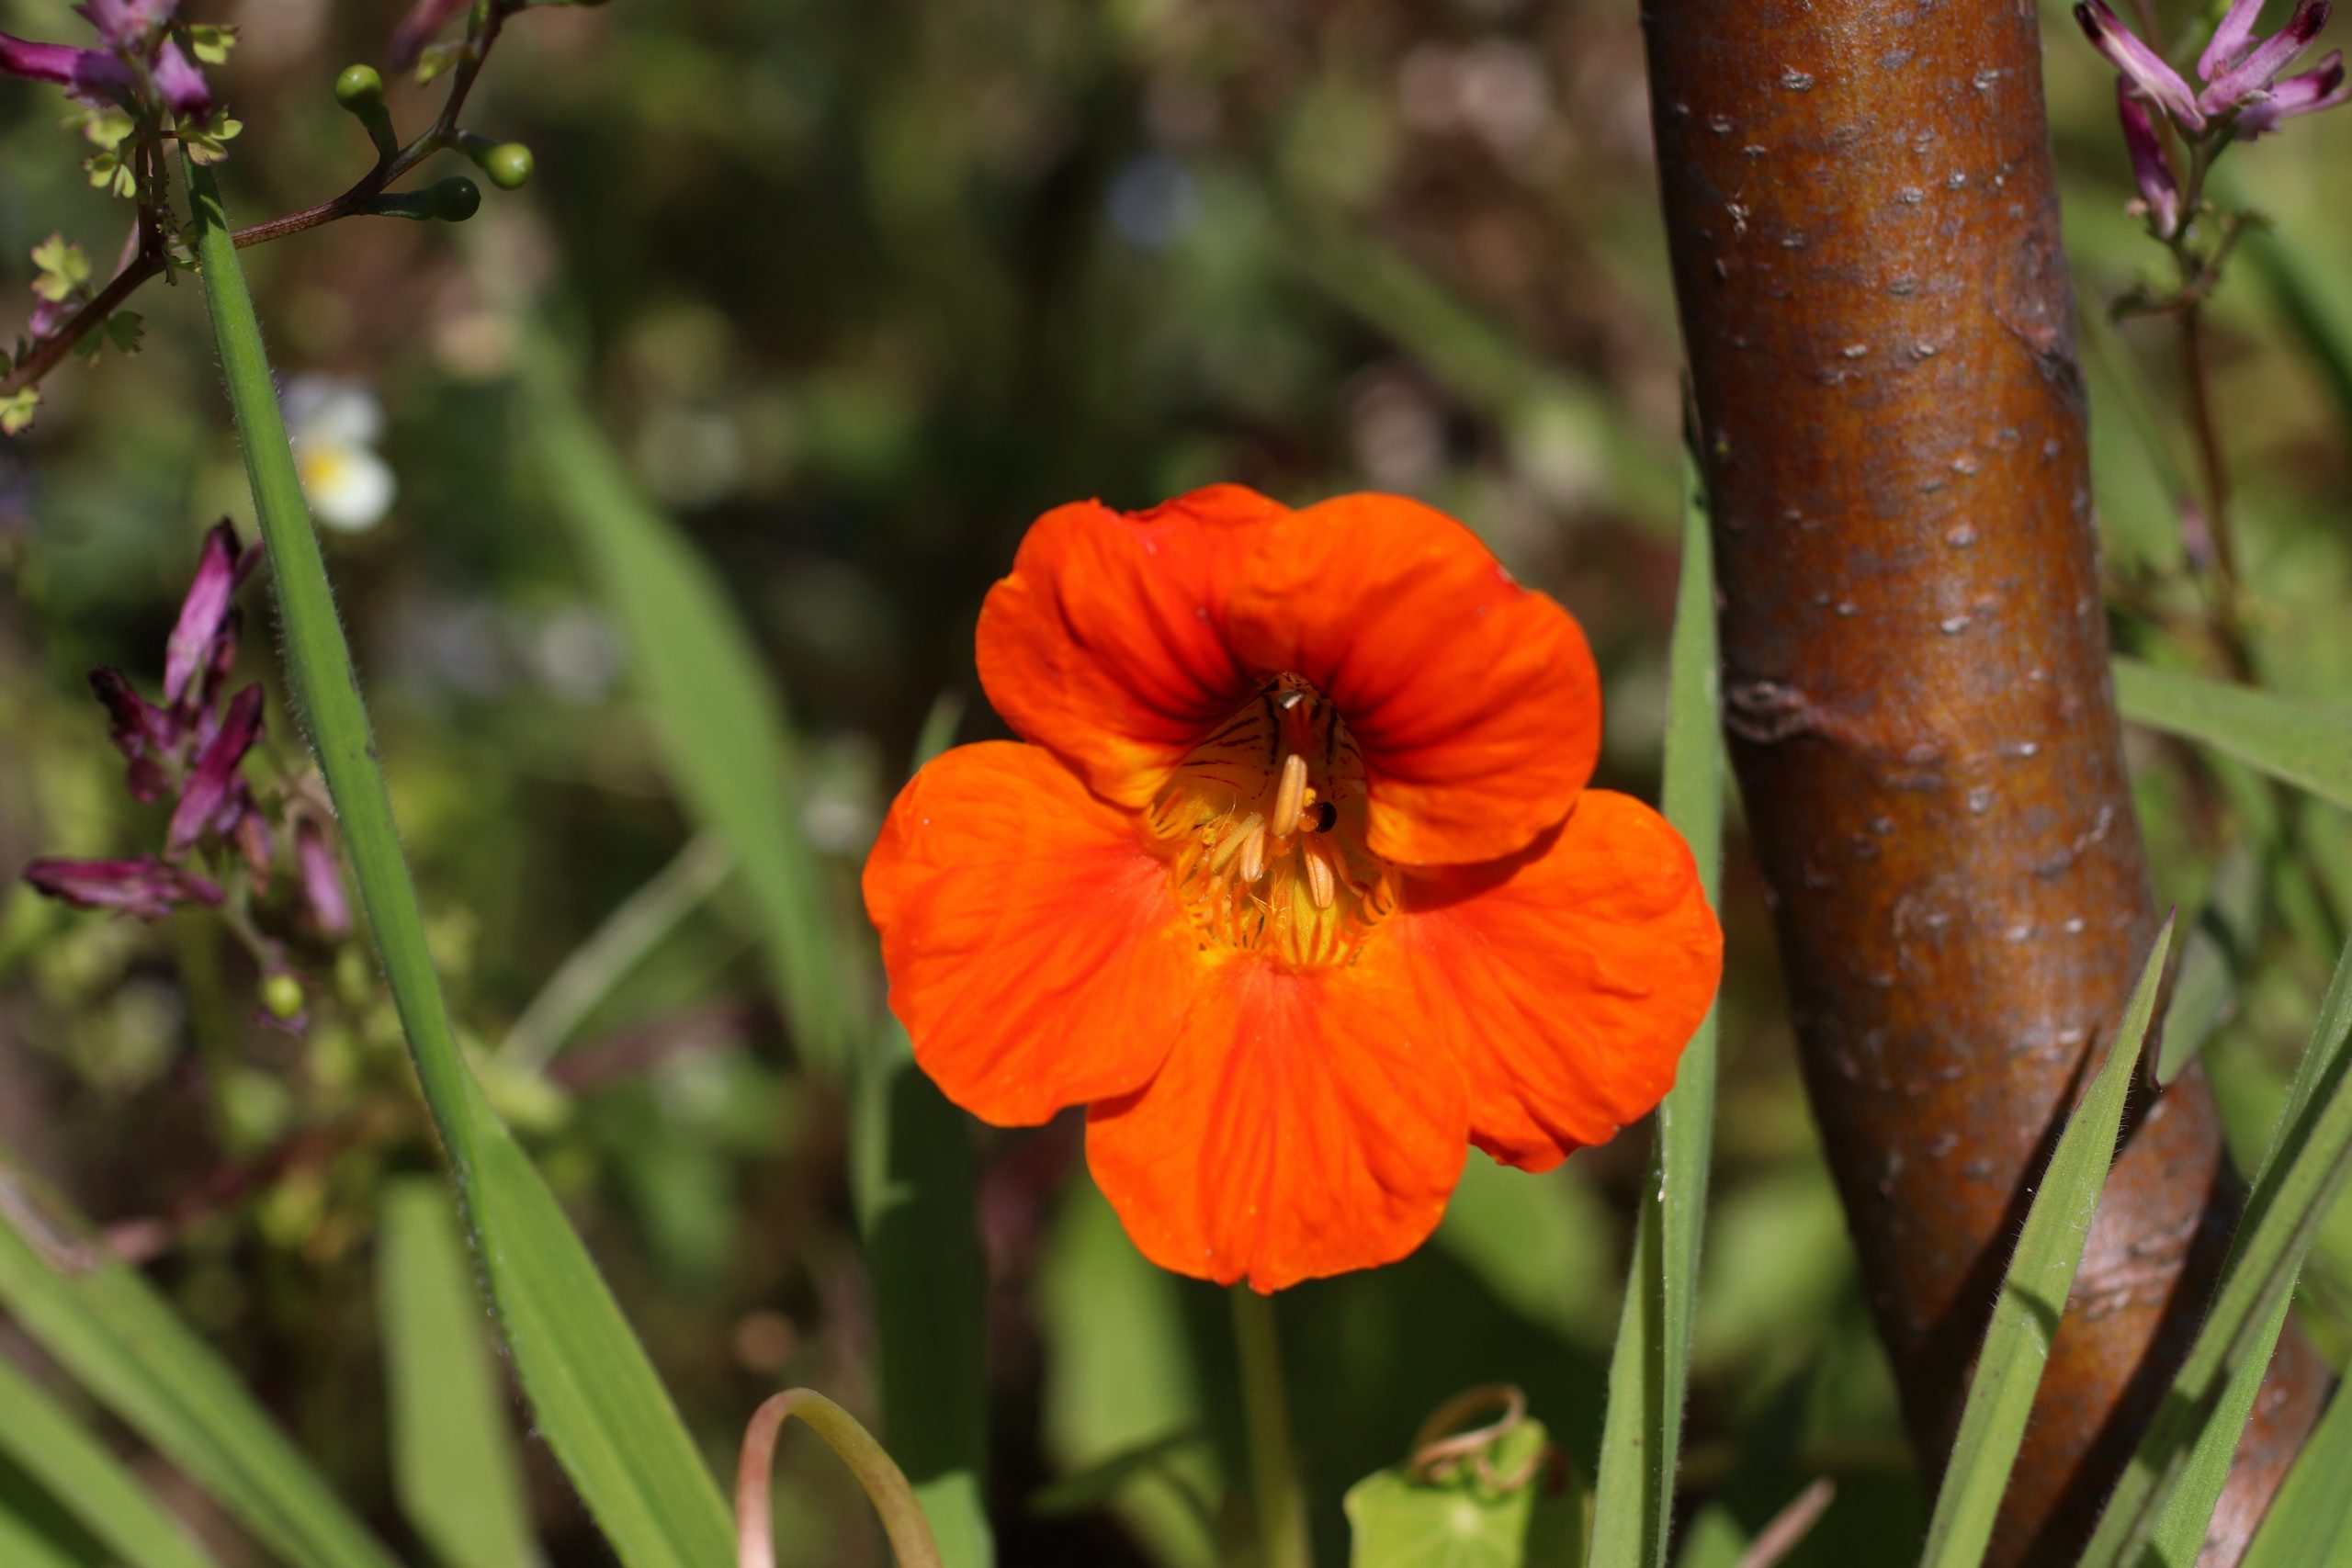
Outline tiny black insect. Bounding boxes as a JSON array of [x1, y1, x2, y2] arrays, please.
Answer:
[[1311, 801, 1338, 833]]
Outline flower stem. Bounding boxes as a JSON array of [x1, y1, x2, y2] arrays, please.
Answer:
[[1231, 1288, 1312, 1568]]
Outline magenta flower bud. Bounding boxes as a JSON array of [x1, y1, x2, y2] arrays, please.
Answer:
[[89, 667, 177, 757], [167, 682, 263, 855], [2238, 50, 2350, 134], [2117, 84, 2183, 237], [2201, 0, 2333, 113], [390, 0, 469, 68], [0, 31, 133, 103], [164, 522, 249, 708], [23, 856, 223, 920], [2076, 0, 2208, 129], [296, 819, 350, 938], [2199, 0, 2270, 81], [148, 39, 210, 117], [73, 0, 177, 48]]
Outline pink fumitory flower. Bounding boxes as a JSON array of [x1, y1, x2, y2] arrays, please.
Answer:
[[19, 522, 345, 935], [2077, 0, 2347, 140], [2, 0, 210, 116]]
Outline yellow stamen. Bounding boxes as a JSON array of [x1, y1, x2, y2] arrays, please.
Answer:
[[1272, 753, 1308, 840], [1238, 820, 1268, 886], [1209, 812, 1264, 874], [1304, 841, 1336, 910]]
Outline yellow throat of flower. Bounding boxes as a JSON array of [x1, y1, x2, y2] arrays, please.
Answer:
[[1145, 674, 1395, 968]]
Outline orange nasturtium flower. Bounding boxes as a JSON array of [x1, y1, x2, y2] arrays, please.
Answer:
[[862, 485, 1723, 1292]]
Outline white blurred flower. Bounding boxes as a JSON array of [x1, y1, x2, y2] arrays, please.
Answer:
[[282, 377, 395, 533]]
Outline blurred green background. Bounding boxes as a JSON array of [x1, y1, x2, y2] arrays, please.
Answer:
[[4, 0, 2350, 1563]]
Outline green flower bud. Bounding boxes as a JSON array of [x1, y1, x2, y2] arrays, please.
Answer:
[[481, 141, 534, 190], [428, 175, 481, 222], [334, 64, 384, 113], [260, 972, 306, 1021]]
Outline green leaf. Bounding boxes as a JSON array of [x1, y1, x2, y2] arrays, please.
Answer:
[[1344, 1420, 1584, 1568], [2079, 930, 2352, 1566], [852, 1027, 995, 1568], [183, 154, 735, 1568], [2242, 1362, 2352, 1568], [0, 1499, 91, 1568], [0, 1176, 400, 1568], [1589, 455, 1724, 1567], [28, 234, 88, 299], [0, 1347, 222, 1568], [379, 1179, 539, 1568], [2154, 846, 2262, 1086], [2136, 1284, 2299, 1567], [2113, 660, 2352, 813], [1917, 915, 2175, 1568], [1027, 1429, 1205, 1517], [0, 388, 39, 436], [523, 350, 855, 1076]]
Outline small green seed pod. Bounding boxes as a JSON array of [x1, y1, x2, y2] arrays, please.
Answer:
[[260, 973, 306, 1021], [428, 175, 481, 222], [334, 63, 384, 113], [481, 141, 534, 190]]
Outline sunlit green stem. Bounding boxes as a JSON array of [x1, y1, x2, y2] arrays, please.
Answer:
[[1232, 1288, 1312, 1568], [181, 151, 478, 1150], [735, 1390, 945, 1568]]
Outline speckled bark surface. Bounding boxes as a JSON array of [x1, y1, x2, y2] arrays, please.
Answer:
[[1638, 2, 2328, 1562]]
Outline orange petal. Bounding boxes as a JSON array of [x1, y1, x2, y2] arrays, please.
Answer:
[[1226, 493, 1600, 866], [862, 742, 1199, 1125], [1084, 955, 1469, 1292], [975, 486, 1290, 807], [1389, 790, 1723, 1171]]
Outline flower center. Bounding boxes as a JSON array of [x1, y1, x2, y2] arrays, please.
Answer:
[[1145, 673, 1395, 968]]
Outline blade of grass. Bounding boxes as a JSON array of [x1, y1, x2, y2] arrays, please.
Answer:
[[183, 154, 734, 1568], [2137, 1283, 2300, 1568], [2079, 933, 2352, 1566], [2113, 660, 2352, 813], [0, 1346, 224, 1568], [1917, 915, 2176, 1568], [0, 1173, 399, 1568], [500, 831, 736, 1073], [1590, 455, 1725, 1567], [0, 1497, 90, 1568], [380, 1179, 539, 1568], [521, 350, 856, 1077], [844, 708, 994, 1568], [2242, 1364, 2352, 1568]]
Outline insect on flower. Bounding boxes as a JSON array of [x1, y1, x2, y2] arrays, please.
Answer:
[[863, 486, 1723, 1291]]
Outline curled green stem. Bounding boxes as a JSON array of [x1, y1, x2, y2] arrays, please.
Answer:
[[735, 1390, 945, 1568]]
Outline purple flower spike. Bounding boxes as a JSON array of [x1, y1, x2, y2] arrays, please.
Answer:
[[149, 39, 210, 117], [2076, 0, 2208, 129], [2238, 49, 2349, 133], [23, 856, 223, 920], [296, 819, 349, 937], [167, 683, 263, 855], [164, 523, 249, 708], [2117, 85, 2183, 237], [0, 31, 133, 103]]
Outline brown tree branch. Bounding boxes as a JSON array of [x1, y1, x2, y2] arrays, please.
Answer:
[[1639, 4, 2329, 1563]]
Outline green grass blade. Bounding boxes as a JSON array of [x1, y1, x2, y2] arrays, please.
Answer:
[[1589, 456, 1724, 1567], [2113, 660, 2352, 813], [0, 1344, 224, 1568], [1917, 916, 2176, 1568], [0, 1178, 399, 1568], [852, 1028, 994, 1568], [2138, 1284, 2300, 1568], [522, 353, 855, 1076], [380, 1179, 539, 1568], [2242, 1363, 2352, 1568], [0, 1497, 92, 1568], [183, 155, 734, 1568], [2079, 934, 2352, 1566]]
